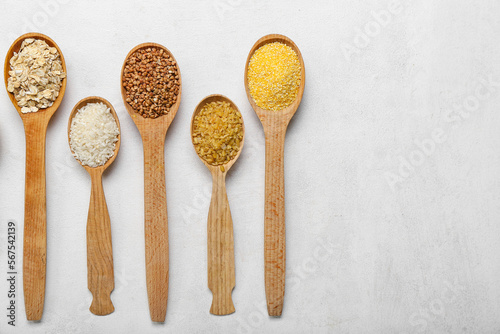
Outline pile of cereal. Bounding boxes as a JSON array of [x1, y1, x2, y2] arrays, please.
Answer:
[[69, 102, 120, 168], [7, 38, 66, 113], [122, 47, 180, 118], [247, 42, 301, 111], [192, 101, 243, 169]]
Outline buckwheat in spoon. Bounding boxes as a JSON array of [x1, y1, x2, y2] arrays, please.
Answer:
[[4, 33, 67, 321], [244, 34, 305, 316], [121, 43, 181, 322], [68, 97, 121, 315], [191, 95, 245, 315]]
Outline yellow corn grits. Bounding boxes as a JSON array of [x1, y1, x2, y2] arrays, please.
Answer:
[[247, 42, 301, 111]]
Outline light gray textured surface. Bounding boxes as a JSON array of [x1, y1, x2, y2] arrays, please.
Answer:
[[1, 0, 500, 333]]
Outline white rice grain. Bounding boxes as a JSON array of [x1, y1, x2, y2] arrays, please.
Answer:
[[69, 102, 119, 167]]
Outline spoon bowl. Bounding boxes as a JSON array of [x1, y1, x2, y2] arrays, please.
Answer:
[[68, 96, 120, 316], [191, 94, 245, 315], [244, 34, 305, 317], [68, 96, 121, 172], [4, 32, 67, 321], [191, 94, 245, 173], [120, 42, 182, 322], [121, 43, 181, 127], [5, 32, 67, 118], [244, 34, 305, 120]]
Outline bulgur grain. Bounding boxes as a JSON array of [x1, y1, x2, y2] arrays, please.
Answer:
[[192, 101, 243, 166]]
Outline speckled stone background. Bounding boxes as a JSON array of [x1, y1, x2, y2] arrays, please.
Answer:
[[1, 0, 500, 333]]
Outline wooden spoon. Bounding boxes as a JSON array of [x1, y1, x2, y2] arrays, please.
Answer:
[[4, 32, 67, 321], [191, 95, 244, 315], [244, 34, 305, 316], [68, 97, 120, 316], [120, 43, 181, 322]]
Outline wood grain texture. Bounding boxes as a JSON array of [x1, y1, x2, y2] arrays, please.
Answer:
[[191, 95, 245, 315], [120, 43, 181, 322], [68, 97, 120, 316], [244, 34, 305, 317], [4, 32, 67, 321], [142, 126, 169, 322], [207, 169, 235, 315], [86, 169, 115, 315]]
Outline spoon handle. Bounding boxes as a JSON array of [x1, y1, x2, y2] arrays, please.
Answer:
[[87, 169, 115, 315], [22, 117, 49, 321], [142, 131, 169, 322], [207, 170, 236, 315], [263, 121, 288, 316]]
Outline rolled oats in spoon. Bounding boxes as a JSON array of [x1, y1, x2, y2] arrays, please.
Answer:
[[7, 38, 66, 113]]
